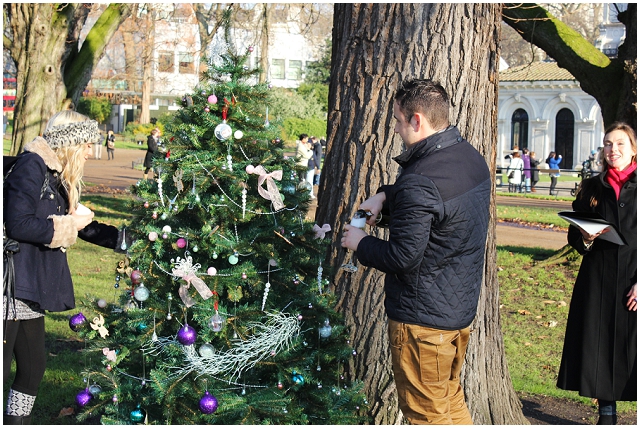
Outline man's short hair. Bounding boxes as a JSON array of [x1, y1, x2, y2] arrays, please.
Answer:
[[394, 79, 450, 131], [299, 133, 308, 141]]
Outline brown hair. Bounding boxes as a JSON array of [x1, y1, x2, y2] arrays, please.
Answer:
[[600, 121, 637, 172], [394, 79, 450, 131]]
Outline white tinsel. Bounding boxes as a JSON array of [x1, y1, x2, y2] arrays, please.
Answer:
[[143, 312, 300, 382]]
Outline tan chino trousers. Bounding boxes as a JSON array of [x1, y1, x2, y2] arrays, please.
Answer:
[[388, 319, 473, 425]]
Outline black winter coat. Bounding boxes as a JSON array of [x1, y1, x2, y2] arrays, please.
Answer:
[[357, 127, 491, 330], [144, 135, 158, 169], [557, 169, 637, 401], [4, 138, 122, 312]]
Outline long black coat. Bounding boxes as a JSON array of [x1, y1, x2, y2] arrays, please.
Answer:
[[557, 169, 637, 401]]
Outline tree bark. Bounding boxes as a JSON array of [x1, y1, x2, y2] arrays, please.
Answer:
[[259, 4, 271, 84], [502, 3, 637, 130], [4, 3, 130, 155], [316, 4, 528, 424]]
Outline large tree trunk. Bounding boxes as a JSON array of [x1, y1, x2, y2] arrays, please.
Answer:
[[4, 3, 130, 155], [315, 4, 528, 424], [258, 4, 271, 84], [502, 3, 637, 130]]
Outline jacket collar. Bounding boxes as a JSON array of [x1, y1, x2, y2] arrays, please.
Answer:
[[23, 137, 63, 173], [393, 126, 461, 168]]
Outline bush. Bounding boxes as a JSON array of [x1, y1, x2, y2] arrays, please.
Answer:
[[76, 96, 112, 123], [123, 121, 165, 139], [282, 117, 327, 144]]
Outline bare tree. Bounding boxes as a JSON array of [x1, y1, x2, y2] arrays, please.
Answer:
[[503, 3, 637, 128], [192, 3, 237, 64], [316, 3, 528, 424], [3, 3, 131, 154]]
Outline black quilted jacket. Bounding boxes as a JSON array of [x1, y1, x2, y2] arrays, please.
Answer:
[[357, 126, 491, 330]]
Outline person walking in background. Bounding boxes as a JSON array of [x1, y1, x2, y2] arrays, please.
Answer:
[[311, 136, 323, 188], [547, 151, 562, 195], [3, 111, 128, 424], [530, 151, 541, 192], [104, 130, 115, 160], [522, 148, 532, 192], [507, 150, 524, 193], [557, 122, 636, 425], [295, 133, 314, 199], [143, 128, 160, 180], [341, 79, 491, 424]]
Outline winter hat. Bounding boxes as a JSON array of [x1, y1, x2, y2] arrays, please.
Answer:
[[42, 119, 101, 149]]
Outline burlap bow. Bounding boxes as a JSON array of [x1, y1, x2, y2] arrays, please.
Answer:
[[173, 269, 214, 308], [312, 224, 332, 239], [249, 165, 284, 210]]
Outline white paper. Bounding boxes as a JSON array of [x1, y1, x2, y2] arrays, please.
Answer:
[[558, 212, 625, 245]]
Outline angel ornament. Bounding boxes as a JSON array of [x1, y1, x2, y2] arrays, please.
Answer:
[[173, 169, 184, 193], [91, 315, 110, 338]]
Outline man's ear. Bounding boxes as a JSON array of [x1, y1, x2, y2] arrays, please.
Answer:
[[411, 113, 422, 132]]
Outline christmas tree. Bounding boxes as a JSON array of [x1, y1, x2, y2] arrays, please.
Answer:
[[74, 41, 368, 424]]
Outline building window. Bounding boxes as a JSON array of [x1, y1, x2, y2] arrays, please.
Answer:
[[271, 59, 285, 79], [179, 53, 194, 74], [159, 52, 174, 73], [287, 60, 302, 80], [511, 108, 529, 150]]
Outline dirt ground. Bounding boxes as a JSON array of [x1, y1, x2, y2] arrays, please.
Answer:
[[83, 149, 637, 425]]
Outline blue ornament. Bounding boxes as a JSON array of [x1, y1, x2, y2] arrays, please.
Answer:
[[292, 373, 304, 385], [76, 388, 92, 407], [199, 391, 218, 414], [130, 404, 145, 423]]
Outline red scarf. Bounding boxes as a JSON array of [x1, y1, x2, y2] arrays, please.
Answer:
[[606, 162, 637, 199]]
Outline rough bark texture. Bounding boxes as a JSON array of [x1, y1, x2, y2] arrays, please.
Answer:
[[315, 4, 528, 424], [502, 3, 637, 130], [4, 3, 130, 155]]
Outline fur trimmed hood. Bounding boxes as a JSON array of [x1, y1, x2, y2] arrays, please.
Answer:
[[23, 137, 63, 172]]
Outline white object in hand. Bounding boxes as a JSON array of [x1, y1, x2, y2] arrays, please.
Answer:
[[75, 203, 92, 215], [350, 217, 367, 228]]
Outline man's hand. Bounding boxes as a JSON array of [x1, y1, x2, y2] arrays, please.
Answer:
[[341, 224, 367, 251], [359, 192, 386, 226]]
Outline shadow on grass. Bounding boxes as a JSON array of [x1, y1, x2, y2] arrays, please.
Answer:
[[497, 245, 557, 260], [82, 195, 134, 221]]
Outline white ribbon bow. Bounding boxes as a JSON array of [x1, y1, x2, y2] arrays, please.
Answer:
[[172, 257, 213, 308], [312, 223, 332, 239], [250, 165, 284, 210]]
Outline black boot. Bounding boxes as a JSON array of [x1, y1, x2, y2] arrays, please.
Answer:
[[3, 414, 32, 424], [596, 414, 617, 425]]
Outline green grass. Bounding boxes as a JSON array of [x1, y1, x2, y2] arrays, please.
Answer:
[[4, 188, 635, 423], [497, 205, 570, 227], [4, 133, 147, 155]]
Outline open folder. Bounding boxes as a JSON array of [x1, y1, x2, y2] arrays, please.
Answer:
[[557, 211, 626, 245]]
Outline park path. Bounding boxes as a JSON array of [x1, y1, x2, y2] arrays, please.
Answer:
[[83, 148, 570, 250]]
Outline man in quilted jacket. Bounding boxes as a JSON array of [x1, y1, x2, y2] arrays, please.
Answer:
[[341, 79, 491, 424]]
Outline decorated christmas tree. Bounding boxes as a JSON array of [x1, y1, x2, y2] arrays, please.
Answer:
[[74, 40, 368, 424]]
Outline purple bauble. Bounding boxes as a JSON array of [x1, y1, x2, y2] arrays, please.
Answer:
[[177, 324, 197, 346], [199, 391, 218, 414], [76, 388, 92, 407], [69, 312, 87, 332], [176, 238, 187, 249]]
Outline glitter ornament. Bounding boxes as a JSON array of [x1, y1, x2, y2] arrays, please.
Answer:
[[207, 94, 218, 104], [112, 395, 118, 403], [148, 231, 158, 241], [177, 324, 197, 346], [106, 364, 112, 371], [176, 238, 187, 249], [245, 164, 255, 174], [97, 299, 107, 308], [130, 404, 145, 423], [318, 319, 332, 339], [134, 284, 150, 302], [228, 252, 239, 265], [292, 373, 304, 385], [204, 106, 210, 113], [234, 130, 243, 139], [162, 233, 168, 239], [162, 225, 172, 233], [208, 312, 225, 332], [199, 343, 216, 358], [76, 388, 92, 407], [277, 382, 283, 390], [241, 272, 247, 279], [69, 312, 87, 332], [161, 213, 168, 220], [143, 201, 149, 208], [130, 270, 143, 285], [199, 391, 218, 414], [212, 252, 218, 259], [207, 267, 217, 276]]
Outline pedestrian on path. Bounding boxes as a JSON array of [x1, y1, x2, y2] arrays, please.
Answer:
[[105, 130, 115, 160]]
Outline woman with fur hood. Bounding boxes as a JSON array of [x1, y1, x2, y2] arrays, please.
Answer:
[[3, 110, 127, 424]]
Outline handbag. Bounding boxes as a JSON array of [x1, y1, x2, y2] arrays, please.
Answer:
[[508, 171, 515, 179]]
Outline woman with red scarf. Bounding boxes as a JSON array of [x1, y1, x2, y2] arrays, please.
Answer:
[[557, 122, 636, 425]]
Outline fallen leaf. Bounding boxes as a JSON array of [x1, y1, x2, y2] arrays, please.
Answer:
[[58, 407, 75, 417], [535, 315, 543, 319], [518, 309, 531, 315], [542, 300, 556, 305], [557, 301, 567, 307], [547, 320, 558, 328], [524, 342, 532, 346]]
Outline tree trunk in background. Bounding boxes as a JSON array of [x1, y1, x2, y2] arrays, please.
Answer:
[[258, 4, 271, 84], [138, 5, 155, 125], [4, 3, 130, 155], [315, 4, 528, 424]]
